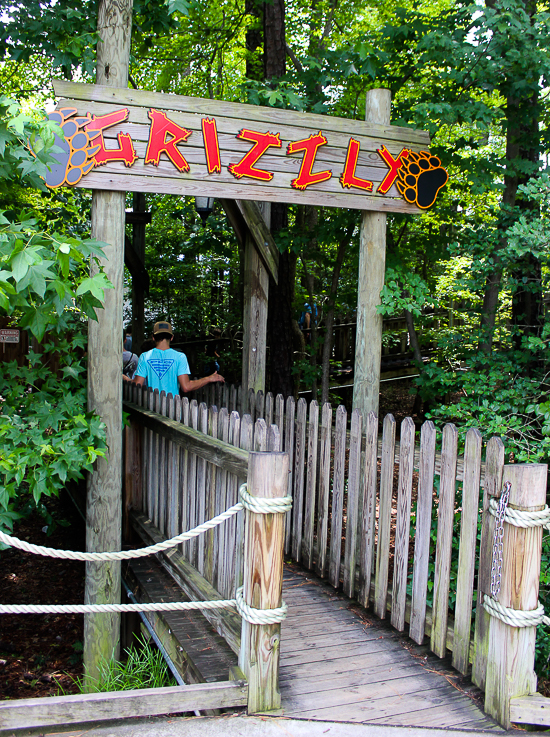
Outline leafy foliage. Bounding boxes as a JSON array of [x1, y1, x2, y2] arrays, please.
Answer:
[[0, 97, 110, 534]]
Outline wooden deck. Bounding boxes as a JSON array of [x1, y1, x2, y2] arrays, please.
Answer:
[[127, 557, 501, 730], [279, 565, 502, 730]]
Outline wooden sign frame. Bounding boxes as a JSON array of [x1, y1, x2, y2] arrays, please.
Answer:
[[50, 81, 448, 214]]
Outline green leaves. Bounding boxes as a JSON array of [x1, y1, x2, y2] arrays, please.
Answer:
[[0, 98, 111, 530]]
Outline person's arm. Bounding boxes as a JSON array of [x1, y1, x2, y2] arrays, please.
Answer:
[[178, 371, 224, 394], [133, 375, 146, 386]]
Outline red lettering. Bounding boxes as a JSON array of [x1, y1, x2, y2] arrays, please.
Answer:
[[228, 129, 281, 181], [201, 118, 221, 174], [145, 109, 192, 172], [339, 138, 373, 192], [85, 109, 137, 167], [287, 132, 332, 190], [377, 146, 410, 194]]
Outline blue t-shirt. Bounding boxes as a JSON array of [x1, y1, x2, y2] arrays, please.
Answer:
[[134, 347, 190, 396]]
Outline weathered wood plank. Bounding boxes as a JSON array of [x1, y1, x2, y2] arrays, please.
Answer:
[[54, 81, 430, 144], [472, 435, 505, 690], [315, 402, 332, 579], [374, 414, 396, 618], [225, 411, 242, 598], [291, 398, 307, 562], [485, 464, 547, 728], [303, 400, 319, 570], [391, 416, 415, 631], [329, 405, 347, 589], [510, 694, 550, 726], [343, 409, 362, 598], [0, 681, 248, 730], [239, 451, 289, 713], [123, 401, 248, 476], [452, 427, 482, 675], [430, 423, 458, 658], [409, 420, 436, 644], [358, 411, 379, 609], [237, 200, 279, 284], [195, 403, 208, 573], [158, 392, 168, 536], [284, 396, 296, 555]]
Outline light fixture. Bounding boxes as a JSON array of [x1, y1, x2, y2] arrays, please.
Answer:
[[194, 196, 215, 225]]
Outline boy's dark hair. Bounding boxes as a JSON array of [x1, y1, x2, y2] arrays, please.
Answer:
[[153, 332, 172, 344]]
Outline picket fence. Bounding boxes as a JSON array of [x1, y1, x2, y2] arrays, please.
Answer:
[[126, 382, 500, 675]]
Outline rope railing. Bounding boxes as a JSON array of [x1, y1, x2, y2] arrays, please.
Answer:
[[0, 484, 292, 625]]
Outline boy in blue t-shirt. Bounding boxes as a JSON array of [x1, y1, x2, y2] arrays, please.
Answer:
[[133, 321, 224, 397]]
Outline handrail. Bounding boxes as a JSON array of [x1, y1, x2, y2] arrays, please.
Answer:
[[123, 400, 248, 477]]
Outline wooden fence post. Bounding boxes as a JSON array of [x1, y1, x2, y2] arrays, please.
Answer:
[[84, 0, 132, 687], [352, 88, 391, 418], [484, 463, 547, 728], [239, 450, 289, 714]]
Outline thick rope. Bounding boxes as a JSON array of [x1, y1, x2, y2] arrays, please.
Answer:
[[0, 484, 293, 562], [235, 586, 287, 625], [0, 599, 238, 615], [0, 504, 243, 561], [238, 484, 293, 515], [483, 595, 550, 628], [488, 497, 550, 530], [1, 484, 291, 622], [0, 589, 288, 624]]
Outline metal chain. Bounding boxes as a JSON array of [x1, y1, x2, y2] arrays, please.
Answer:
[[490, 480, 511, 600]]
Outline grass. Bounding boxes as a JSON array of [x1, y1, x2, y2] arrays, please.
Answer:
[[59, 634, 178, 694]]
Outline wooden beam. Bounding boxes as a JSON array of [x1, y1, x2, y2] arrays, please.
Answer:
[[123, 401, 249, 477], [220, 199, 247, 247], [124, 233, 150, 293], [236, 199, 279, 284], [125, 210, 152, 225], [239, 451, 289, 713], [485, 463, 547, 728], [353, 89, 391, 418], [84, 0, 133, 687], [241, 232, 269, 406], [0, 681, 247, 730], [511, 694, 550, 727]]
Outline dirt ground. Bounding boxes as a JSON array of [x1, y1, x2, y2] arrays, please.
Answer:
[[0, 494, 85, 699]]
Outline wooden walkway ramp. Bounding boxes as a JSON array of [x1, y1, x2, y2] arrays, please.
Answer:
[[125, 556, 501, 731], [280, 566, 502, 730]]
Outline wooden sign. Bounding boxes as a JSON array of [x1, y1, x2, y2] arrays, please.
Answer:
[[49, 81, 448, 214], [0, 329, 20, 343]]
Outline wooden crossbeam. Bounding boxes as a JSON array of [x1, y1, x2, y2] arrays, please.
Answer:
[[0, 680, 247, 730], [123, 401, 249, 477], [220, 198, 279, 284]]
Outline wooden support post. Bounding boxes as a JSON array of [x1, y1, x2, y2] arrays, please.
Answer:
[[84, 0, 132, 687], [352, 89, 391, 418], [472, 436, 504, 689], [484, 463, 547, 728], [239, 450, 289, 714], [241, 214, 269, 412]]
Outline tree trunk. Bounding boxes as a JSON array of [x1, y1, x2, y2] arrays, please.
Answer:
[[479, 0, 540, 353], [320, 222, 354, 405], [263, 0, 285, 80], [263, 0, 296, 397]]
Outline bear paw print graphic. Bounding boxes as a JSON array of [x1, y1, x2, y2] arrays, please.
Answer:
[[396, 150, 448, 209], [46, 108, 100, 188]]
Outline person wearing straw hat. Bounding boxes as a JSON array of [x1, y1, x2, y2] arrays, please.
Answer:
[[133, 321, 224, 397]]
